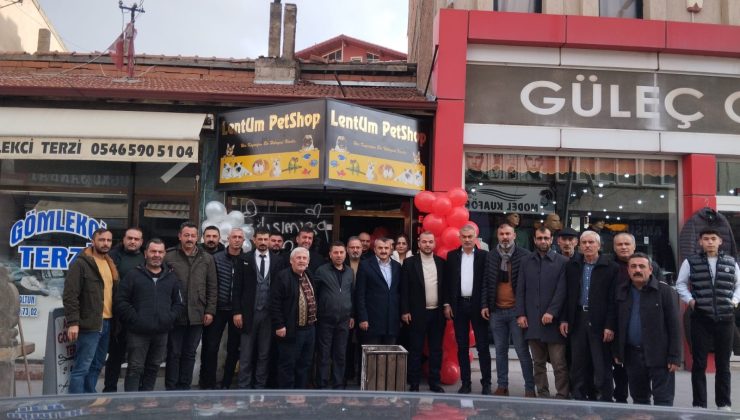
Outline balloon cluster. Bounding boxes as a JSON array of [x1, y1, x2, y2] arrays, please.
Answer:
[[413, 187, 478, 260], [414, 187, 478, 385], [202, 201, 255, 253]]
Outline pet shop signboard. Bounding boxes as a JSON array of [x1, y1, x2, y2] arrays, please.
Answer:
[[325, 100, 426, 195], [217, 99, 427, 196], [218, 100, 326, 189]]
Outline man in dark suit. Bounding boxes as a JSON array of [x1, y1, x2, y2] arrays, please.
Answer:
[[444, 224, 491, 395], [232, 227, 283, 389], [562, 230, 619, 402], [355, 237, 401, 345], [402, 231, 446, 393]]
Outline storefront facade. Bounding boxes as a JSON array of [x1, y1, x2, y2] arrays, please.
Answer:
[[430, 10, 740, 273]]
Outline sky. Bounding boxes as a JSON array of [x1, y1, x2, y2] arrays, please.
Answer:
[[37, 0, 409, 59]]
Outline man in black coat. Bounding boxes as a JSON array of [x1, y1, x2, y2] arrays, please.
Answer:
[[614, 253, 681, 406], [233, 227, 283, 389], [114, 238, 184, 392], [295, 226, 325, 276], [481, 222, 534, 397], [515, 226, 569, 399], [401, 231, 446, 393], [444, 224, 491, 395], [562, 230, 619, 402], [270, 247, 317, 389], [355, 238, 402, 344]]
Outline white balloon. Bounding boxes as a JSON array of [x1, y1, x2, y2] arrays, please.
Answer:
[[227, 210, 245, 228], [204, 201, 227, 220], [241, 225, 255, 240], [242, 241, 253, 253], [201, 219, 219, 234], [217, 221, 233, 239]]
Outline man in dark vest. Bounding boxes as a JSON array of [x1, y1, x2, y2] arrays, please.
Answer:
[[676, 227, 740, 411]]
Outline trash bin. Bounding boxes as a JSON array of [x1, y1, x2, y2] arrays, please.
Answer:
[[361, 345, 407, 391]]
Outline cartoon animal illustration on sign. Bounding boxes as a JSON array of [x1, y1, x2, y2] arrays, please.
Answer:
[[252, 159, 268, 175], [225, 143, 235, 157], [300, 134, 315, 151], [413, 170, 423, 187], [271, 158, 282, 177], [233, 162, 251, 178], [366, 162, 376, 181], [334, 136, 348, 152], [413, 151, 421, 165], [222, 163, 234, 179], [378, 164, 395, 180], [394, 168, 414, 184]]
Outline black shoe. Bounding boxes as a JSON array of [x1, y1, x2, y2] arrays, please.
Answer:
[[481, 385, 491, 395], [409, 384, 419, 392], [429, 384, 445, 393], [457, 383, 471, 394]]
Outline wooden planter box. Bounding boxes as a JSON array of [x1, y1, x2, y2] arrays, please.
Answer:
[[360, 345, 407, 391]]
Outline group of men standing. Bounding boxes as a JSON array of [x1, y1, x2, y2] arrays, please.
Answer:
[[62, 218, 739, 411]]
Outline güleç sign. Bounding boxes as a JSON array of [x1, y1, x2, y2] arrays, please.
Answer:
[[10, 209, 105, 270], [217, 99, 428, 196]]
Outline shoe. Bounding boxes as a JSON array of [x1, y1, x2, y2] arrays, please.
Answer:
[[457, 383, 471, 394], [481, 385, 491, 395], [409, 384, 419, 392], [718, 406, 732, 412], [429, 384, 445, 393], [493, 387, 509, 396], [525, 390, 537, 398]]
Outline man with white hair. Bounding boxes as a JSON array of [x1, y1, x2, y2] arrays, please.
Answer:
[[562, 230, 619, 402], [270, 247, 316, 388]]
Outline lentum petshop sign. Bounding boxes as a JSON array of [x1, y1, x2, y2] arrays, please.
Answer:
[[9, 209, 106, 270], [217, 99, 428, 196]]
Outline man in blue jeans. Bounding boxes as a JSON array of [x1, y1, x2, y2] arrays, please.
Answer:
[[63, 227, 118, 394], [480, 223, 535, 397]]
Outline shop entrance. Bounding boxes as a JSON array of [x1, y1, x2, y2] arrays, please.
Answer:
[[335, 211, 409, 245]]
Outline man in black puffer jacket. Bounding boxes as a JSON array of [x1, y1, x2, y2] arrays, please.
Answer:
[[115, 238, 184, 392]]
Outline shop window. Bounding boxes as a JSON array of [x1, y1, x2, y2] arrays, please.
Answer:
[[494, 0, 542, 13], [717, 160, 740, 196], [464, 152, 678, 273], [600, 0, 643, 18]]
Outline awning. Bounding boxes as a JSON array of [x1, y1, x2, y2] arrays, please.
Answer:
[[34, 200, 128, 219], [0, 107, 205, 163], [143, 202, 190, 219]]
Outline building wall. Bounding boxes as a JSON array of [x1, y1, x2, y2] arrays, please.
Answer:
[[0, 0, 65, 53]]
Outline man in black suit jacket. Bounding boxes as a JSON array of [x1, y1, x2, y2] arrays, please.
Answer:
[[401, 231, 446, 393], [296, 226, 325, 276], [444, 224, 491, 395], [232, 227, 283, 389], [355, 238, 401, 345]]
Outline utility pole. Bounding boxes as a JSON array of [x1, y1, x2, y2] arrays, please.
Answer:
[[118, 1, 144, 78]]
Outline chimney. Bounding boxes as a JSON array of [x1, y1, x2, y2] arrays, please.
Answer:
[[282, 3, 297, 61], [268, 0, 282, 58], [36, 29, 51, 54]]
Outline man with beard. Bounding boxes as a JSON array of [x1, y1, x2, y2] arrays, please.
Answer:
[[271, 247, 317, 388], [563, 231, 619, 402], [63, 227, 119, 394], [295, 226, 324, 276], [346, 236, 363, 277], [356, 238, 402, 345], [516, 227, 569, 398], [481, 223, 534, 397], [104, 227, 144, 392], [115, 239, 184, 392], [613, 253, 680, 406], [402, 232, 446, 393], [233, 227, 283, 389], [444, 224, 491, 395], [270, 233, 285, 256], [164, 222, 217, 390], [201, 225, 225, 255], [201, 228, 246, 389], [557, 228, 579, 259], [358, 232, 372, 260]]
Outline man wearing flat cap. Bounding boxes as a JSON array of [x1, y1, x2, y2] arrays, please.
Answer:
[[557, 228, 580, 259]]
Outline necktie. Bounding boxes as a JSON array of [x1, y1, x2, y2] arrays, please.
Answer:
[[259, 254, 266, 278]]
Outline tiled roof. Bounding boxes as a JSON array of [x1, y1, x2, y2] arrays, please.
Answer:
[[0, 54, 431, 109]]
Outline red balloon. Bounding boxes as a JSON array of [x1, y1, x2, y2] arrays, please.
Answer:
[[446, 206, 470, 229], [440, 361, 461, 385], [414, 191, 436, 213], [441, 226, 461, 249], [467, 221, 480, 237], [435, 245, 452, 260], [447, 187, 468, 207], [423, 214, 446, 236], [432, 195, 453, 216], [468, 326, 476, 347]]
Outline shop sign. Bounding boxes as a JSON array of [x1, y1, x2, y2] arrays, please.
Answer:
[[465, 65, 740, 135], [0, 137, 198, 163], [217, 99, 428, 196], [9, 209, 105, 270], [466, 185, 555, 214]]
